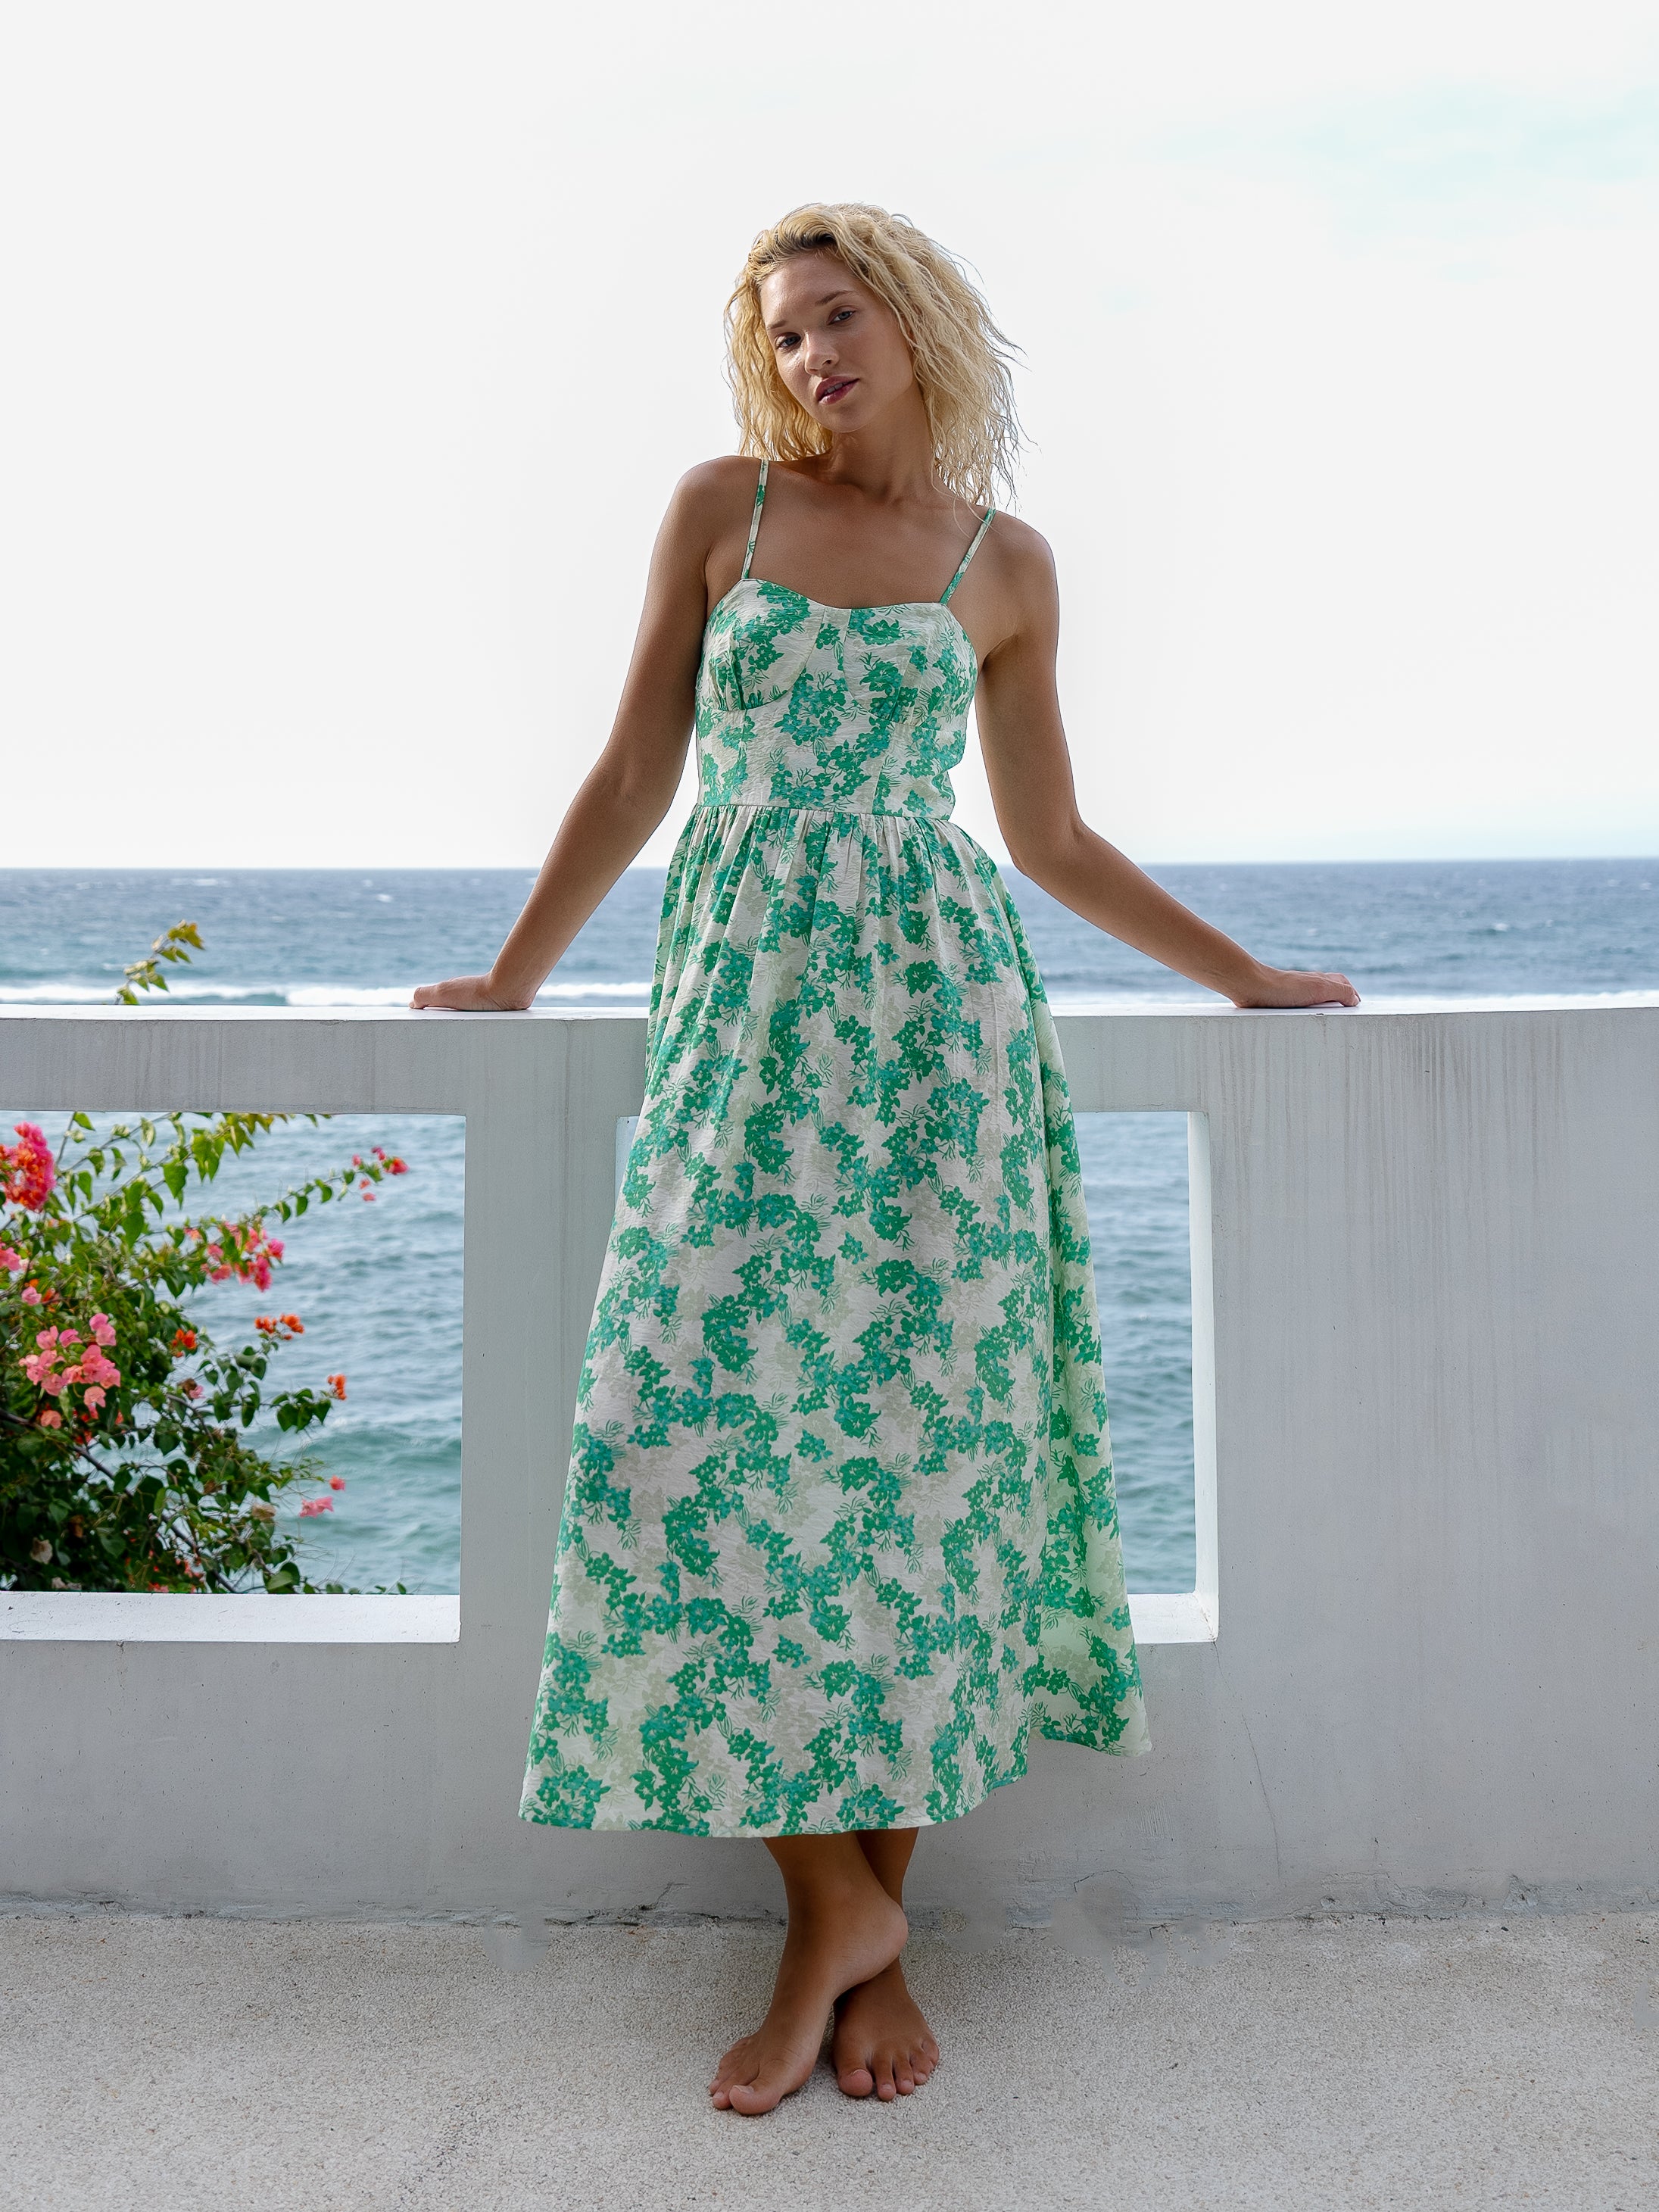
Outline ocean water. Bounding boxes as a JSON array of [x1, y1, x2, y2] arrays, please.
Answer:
[[5, 859, 1657, 1595]]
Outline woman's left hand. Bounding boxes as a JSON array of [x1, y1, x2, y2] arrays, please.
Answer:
[[1230, 966, 1360, 1009]]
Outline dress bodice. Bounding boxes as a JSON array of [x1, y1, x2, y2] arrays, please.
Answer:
[[694, 579, 978, 822]]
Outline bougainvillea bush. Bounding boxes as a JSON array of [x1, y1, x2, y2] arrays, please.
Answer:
[[0, 925, 409, 1593]]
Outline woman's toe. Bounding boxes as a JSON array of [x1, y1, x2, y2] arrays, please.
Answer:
[[838, 2061, 875, 2098]]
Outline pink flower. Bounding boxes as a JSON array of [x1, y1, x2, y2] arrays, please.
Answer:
[[182, 1378, 202, 1401], [21, 1335, 72, 1393], [361, 1190, 376, 1203], [0, 1243, 23, 1274], [20, 1284, 41, 1306], [0, 1124, 55, 1211], [83, 1385, 107, 1414], [328, 1474, 346, 1490], [298, 1496, 333, 1516], [201, 1220, 285, 1290], [37, 1409, 62, 1430], [89, 1313, 116, 1346]]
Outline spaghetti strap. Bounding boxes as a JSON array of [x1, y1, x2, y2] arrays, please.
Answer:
[[740, 459, 769, 582], [940, 506, 995, 605]]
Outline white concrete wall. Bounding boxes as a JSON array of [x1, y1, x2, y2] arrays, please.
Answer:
[[3, 1000, 1657, 1924]]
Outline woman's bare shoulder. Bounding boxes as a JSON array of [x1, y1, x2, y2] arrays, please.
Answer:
[[670, 454, 766, 528], [984, 508, 1055, 576], [978, 509, 1059, 621]]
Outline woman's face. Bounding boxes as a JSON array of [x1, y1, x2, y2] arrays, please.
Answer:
[[758, 253, 917, 438]]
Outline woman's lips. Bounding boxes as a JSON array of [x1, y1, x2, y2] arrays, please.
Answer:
[[816, 377, 856, 405]]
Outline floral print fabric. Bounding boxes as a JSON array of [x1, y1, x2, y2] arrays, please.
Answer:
[[520, 551, 1149, 1838]]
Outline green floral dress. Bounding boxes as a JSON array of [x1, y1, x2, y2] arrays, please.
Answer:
[[520, 462, 1149, 1837]]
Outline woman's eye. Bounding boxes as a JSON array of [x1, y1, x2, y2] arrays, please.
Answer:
[[830, 309, 852, 323], [776, 334, 800, 351]]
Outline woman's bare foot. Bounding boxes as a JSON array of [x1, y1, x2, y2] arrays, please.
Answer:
[[710, 1838, 909, 2116], [832, 1957, 940, 2098]]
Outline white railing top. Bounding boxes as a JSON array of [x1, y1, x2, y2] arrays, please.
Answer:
[[5, 994, 1659, 1024]]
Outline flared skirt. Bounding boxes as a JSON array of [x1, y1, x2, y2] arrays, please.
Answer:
[[519, 802, 1149, 1836]]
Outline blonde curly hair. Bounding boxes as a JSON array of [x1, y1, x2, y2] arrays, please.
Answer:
[[725, 203, 1023, 510]]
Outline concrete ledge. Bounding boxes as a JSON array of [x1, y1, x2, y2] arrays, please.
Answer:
[[0, 1590, 1202, 1649], [0, 1593, 460, 1643], [1127, 1590, 1214, 1643]]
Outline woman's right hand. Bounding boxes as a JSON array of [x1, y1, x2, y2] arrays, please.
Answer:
[[410, 975, 531, 1012]]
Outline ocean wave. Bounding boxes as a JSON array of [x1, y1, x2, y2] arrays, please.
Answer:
[[284, 980, 655, 1006], [1046, 987, 1659, 1012], [280, 985, 417, 1007], [0, 981, 132, 1003], [0, 978, 281, 1005], [0, 976, 656, 1007], [536, 980, 654, 999]]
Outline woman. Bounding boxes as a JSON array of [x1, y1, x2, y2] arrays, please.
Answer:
[[416, 202, 1357, 2115]]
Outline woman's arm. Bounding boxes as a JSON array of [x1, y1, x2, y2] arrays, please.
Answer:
[[973, 529, 1358, 1009], [413, 467, 736, 1011]]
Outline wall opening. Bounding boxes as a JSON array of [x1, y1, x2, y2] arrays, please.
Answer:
[[2, 1107, 463, 1599], [1076, 1110, 1213, 1603], [618, 1109, 1218, 1611]]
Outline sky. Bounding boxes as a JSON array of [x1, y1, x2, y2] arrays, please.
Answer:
[[3, 0, 1657, 869]]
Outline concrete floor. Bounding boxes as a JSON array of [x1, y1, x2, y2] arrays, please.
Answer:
[[2, 1906, 1657, 2211]]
